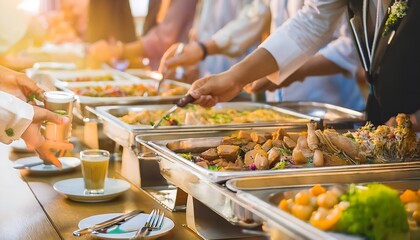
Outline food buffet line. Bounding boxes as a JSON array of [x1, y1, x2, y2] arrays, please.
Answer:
[[27, 67, 420, 239]]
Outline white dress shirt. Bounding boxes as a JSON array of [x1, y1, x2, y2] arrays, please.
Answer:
[[258, 0, 365, 110], [193, 0, 260, 77], [0, 91, 34, 144], [260, 0, 348, 84]]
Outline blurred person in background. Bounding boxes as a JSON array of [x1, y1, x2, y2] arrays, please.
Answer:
[[0, 0, 47, 70], [85, 0, 137, 43], [43, 0, 89, 43], [182, 0, 262, 83], [0, 0, 89, 70], [87, 0, 196, 70], [161, 0, 365, 111], [185, 0, 420, 130]]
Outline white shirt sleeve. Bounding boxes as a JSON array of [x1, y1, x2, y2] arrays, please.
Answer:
[[259, 0, 347, 84], [318, 18, 359, 78], [211, 0, 271, 57], [0, 91, 34, 144]]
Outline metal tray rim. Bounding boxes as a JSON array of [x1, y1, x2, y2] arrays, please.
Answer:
[[144, 137, 420, 183], [94, 102, 319, 131]]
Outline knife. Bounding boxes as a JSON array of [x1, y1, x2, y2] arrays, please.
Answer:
[[73, 210, 143, 237], [152, 94, 196, 128], [13, 161, 44, 169]]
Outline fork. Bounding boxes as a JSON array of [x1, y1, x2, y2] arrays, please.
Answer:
[[130, 209, 165, 240]]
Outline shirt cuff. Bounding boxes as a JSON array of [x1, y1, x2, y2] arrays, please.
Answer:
[[0, 92, 34, 144], [260, 33, 312, 85]]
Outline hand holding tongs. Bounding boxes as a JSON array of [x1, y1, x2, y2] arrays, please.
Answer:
[[156, 43, 185, 94], [152, 94, 196, 128]]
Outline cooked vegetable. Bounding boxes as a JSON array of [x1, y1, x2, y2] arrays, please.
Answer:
[[336, 184, 409, 240]]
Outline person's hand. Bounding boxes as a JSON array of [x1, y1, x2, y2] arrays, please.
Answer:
[[21, 106, 73, 168], [87, 40, 123, 63], [244, 77, 279, 94], [0, 66, 44, 102], [188, 71, 245, 108], [159, 42, 204, 78]]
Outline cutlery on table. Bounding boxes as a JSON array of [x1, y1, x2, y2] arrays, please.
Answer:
[[152, 94, 196, 128], [73, 210, 143, 237], [13, 162, 44, 169], [130, 209, 165, 240]]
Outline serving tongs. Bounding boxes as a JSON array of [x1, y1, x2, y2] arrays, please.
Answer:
[[73, 210, 143, 237], [156, 43, 185, 94], [152, 94, 196, 128]]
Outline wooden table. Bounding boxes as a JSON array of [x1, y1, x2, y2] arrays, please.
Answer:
[[0, 143, 200, 240]]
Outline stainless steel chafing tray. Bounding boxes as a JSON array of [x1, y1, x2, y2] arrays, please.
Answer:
[[275, 101, 366, 128], [57, 78, 191, 118], [136, 129, 420, 233], [91, 102, 318, 148], [31, 69, 136, 86], [229, 177, 420, 240], [137, 127, 420, 183]]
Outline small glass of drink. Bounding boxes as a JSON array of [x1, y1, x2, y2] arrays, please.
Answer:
[[43, 91, 75, 157], [80, 149, 110, 195]]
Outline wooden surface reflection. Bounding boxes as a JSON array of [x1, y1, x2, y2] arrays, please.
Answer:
[[1, 143, 200, 240]]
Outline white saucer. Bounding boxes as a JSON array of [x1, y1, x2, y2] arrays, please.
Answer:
[[10, 139, 34, 153], [53, 178, 130, 202], [78, 213, 175, 239], [14, 156, 80, 173]]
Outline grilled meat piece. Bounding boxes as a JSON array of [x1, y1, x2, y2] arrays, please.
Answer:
[[200, 148, 219, 160], [221, 136, 249, 146], [217, 145, 240, 161]]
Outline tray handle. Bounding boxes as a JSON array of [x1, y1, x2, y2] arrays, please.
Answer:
[[137, 152, 159, 161]]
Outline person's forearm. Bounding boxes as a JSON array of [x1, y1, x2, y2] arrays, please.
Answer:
[[122, 41, 144, 60], [204, 40, 221, 55], [229, 48, 279, 86], [289, 54, 349, 82]]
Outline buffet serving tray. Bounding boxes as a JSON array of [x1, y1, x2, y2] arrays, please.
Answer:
[[137, 129, 420, 231], [58, 79, 191, 118], [92, 102, 318, 148], [229, 177, 420, 240], [275, 101, 365, 128], [57, 79, 190, 104], [137, 127, 420, 183], [33, 69, 137, 86]]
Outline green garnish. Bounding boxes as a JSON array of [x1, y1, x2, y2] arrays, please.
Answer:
[[179, 152, 193, 161], [212, 113, 232, 124], [336, 184, 409, 240], [277, 147, 292, 155], [208, 165, 222, 171], [26, 93, 37, 103], [53, 110, 68, 116], [271, 160, 286, 170]]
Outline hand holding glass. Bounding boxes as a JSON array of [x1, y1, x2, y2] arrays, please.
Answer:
[[43, 91, 75, 157]]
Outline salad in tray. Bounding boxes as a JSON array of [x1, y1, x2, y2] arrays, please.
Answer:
[[276, 183, 420, 240]]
